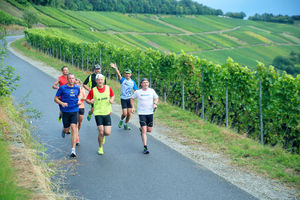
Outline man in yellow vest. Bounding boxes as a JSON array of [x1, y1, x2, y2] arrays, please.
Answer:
[[86, 74, 115, 155], [83, 64, 105, 121]]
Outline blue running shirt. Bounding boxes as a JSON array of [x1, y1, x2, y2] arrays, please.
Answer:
[[56, 84, 80, 112], [120, 77, 138, 100]]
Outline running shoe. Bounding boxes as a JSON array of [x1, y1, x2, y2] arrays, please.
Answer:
[[58, 115, 62, 122], [143, 148, 149, 154], [118, 120, 123, 128], [124, 124, 131, 130], [70, 151, 77, 158], [103, 136, 105, 145], [61, 130, 65, 138], [98, 146, 104, 155], [87, 114, 92, 121]]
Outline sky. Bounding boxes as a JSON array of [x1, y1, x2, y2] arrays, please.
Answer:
[[195, 0, 300, 17]]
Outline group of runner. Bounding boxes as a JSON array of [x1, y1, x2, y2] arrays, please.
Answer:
[[52, 63, 159, 157]]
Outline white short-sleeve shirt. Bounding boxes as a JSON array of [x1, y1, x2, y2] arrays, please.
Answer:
[[132, 88, 158, 115]]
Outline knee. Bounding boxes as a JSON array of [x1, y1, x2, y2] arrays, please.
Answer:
[[147, 127, 152, 132], [104, 132, 111, 136]]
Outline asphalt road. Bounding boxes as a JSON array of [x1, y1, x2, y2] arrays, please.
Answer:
[[3, 36, 256, 200]]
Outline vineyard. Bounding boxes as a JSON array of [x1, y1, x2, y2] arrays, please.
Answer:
[[25, 29, 300, 153], [2, 1, 300, 67]]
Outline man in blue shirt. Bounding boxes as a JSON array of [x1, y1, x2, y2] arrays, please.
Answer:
[[110, 63, 138, 130], [55, 73, 81, 157]]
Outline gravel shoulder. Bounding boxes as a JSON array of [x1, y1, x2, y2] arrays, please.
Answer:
[[8, 38, 300, 200]]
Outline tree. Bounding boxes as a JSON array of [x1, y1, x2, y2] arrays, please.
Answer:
[[22, 9, 39, 28]]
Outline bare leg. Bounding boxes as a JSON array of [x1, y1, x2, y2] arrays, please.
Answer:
[[78, 114, 83, 131], [125, 108, 132, 123], [141, 126, 147, 146], [97, 125, 104, 147], [121, 109, 127, 120], [70, 123, 78, 148], [63, 127, 70, 133]]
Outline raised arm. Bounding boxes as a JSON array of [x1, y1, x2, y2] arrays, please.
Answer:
[[110, 63, 122, 80]]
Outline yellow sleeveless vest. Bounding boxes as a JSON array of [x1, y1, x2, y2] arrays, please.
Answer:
[[93, 85, 112, 115]]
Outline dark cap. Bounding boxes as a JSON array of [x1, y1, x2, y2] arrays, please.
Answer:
[[140, 78, 149, 84], [124, 69, 132, 74], [94, 64, 101, 70]]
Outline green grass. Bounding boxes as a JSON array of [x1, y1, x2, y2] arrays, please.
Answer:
[[160, 15, 234, 33], [0, 97, 31, 200], [0, 139, 30, 200], [155, 100, 300, 186], [34, 6, 90, 29], [11, 38, 300, 187], [194, 45, 300, 68]]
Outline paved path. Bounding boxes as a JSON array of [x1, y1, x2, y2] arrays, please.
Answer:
[[4, 36, 256, 200]]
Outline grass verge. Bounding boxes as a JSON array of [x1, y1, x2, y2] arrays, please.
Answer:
[[11, 37, 300, 188], [0, 95, 59, 199]]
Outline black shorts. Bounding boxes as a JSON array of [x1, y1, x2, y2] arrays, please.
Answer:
[[121, 99, 132, 109], [95, 115, 112, 126], [79, 108, 85, 115], [62, 112, 78, 128], [139, 114, 153, 127]]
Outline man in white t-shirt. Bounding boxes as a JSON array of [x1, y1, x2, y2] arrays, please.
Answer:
[[131, 78, 158, 154]]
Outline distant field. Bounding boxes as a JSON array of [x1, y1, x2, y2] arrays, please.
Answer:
[[3, 2, 300, 69], [194, 45, 300, 67]]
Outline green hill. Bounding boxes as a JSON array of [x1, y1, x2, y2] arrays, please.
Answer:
[[1, 0, 300, 69]]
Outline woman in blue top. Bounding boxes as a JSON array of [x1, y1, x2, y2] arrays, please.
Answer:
[[110, 63, 138, 130]]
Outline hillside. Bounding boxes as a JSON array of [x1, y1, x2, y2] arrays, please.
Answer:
[[1, 0, 300, 69]]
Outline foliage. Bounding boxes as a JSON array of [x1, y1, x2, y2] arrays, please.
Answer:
[[27, 0, 223, 15], [249, 13, 295, 24], [272, 51, 300, 76], [6, 0, 30, 10], [0, 10, 24, 26], [225, 12, 246, 19], [25, 29, 300, 153], [22, 9, 39, 28], [0, 48, 20, 96]]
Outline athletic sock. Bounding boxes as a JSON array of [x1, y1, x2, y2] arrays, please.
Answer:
[[144, 145, 147, 149], [72, 148, 76, 153]]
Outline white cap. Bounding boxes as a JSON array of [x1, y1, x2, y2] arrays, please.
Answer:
[[96, 74, 105, 80]]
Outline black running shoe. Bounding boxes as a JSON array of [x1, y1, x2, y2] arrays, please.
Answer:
[[70, 151, 77, 158], [143, 148, 149, 154]]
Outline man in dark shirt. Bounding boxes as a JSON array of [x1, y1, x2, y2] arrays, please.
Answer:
[[83, 64, 104, 121]]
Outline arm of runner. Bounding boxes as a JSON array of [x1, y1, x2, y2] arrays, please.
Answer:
[[52, 79, 59, 89], [83, 84, 90, 91], [77, 89, 82, 106], [130, 98, 135, 114], [83, 76, 91, 91], [109, 86, 115, 104], [54, 96, 68, 107], [153, 89, 159, 109], [85, 89, 95, 104], [153, 98, 158, 109], [110, 63, 122, 80]]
